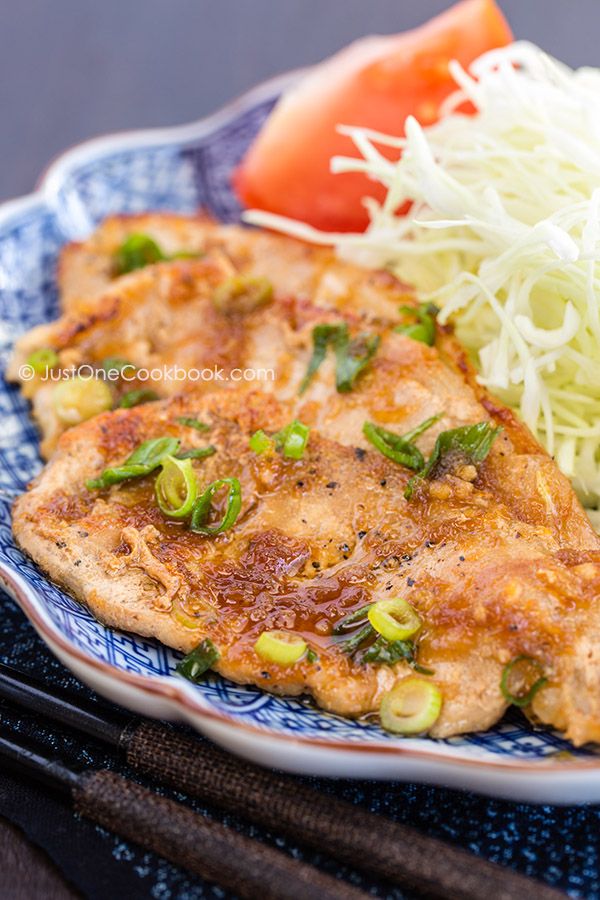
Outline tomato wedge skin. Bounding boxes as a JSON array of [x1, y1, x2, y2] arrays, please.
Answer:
[[233, 0, 512, 232]]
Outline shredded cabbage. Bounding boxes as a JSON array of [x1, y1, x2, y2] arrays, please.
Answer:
[[245, 42, 600, 520]]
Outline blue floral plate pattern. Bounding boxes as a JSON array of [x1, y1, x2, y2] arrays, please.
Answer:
[[1, 72, 599, 802]]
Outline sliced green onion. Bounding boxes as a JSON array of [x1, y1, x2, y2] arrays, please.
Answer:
[[363, 415, 440, 470], [250, 421, 310, 460], [176, 416, 209, 432], [299, 323, 341, 394], [155, 455, 197, 519], [334, 604, 431, 671], [171, 598, 206, 630], [274, 420, 310, 459], [364, 422, 422, 469], [101, 357, 136, 375], [114, 234, 202, 276], [114, 233, 166, 275], [334, 330, 380, 393], [300, 323, 379, 394], [340, 622, 375, 655], [53, 377, 113, 425], [249, 429, 273, 455], [176, 638, 220, 682], [119, 388, 160, 408], [405, 421, 502, 500], [354, 635, 433, 673], [213, 275, 273, 314], [176, 446, 216, 461], [254, 630, 307, 665], [27, 348, 59, 374], [333, 603, 373, 635], [500, 656, 548, 708], [87, 436, 179, 490], [190, 477, 241, 535], [306, 648, 319, 664], [380, 677, 442, 735], [401, 415, 444, 444], [126, 437, 180, 469], [395, 303, 439, 346], [368, 598, 422, 642]]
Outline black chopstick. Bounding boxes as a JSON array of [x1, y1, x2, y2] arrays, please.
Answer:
[[0, 662, 566, 900], [0, 725, 368, 900]]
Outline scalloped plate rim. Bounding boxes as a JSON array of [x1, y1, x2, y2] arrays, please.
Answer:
[[1, 72, 600, 802]]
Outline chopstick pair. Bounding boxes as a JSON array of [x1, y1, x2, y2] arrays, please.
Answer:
[[0, 705, 364, 899], [0, 728, 362, 900], [0, 663, 565, 900]]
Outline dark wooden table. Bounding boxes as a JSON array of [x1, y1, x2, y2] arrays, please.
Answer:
[[1, 0, 599, 205], [2, 1, 600, 896]]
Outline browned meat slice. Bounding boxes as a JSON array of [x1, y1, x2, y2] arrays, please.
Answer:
[[13, 387, 600, 744], [57, 213, 405, 319], [9, 225, 412, 457]]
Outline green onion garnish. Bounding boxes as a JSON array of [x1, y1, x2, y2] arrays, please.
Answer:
[[380, 677, 442, 734], [334, 329, 380, 393], [176, 638, 220, 682], [368, 598, 421, 642], [332, 603, 374, 635], [500, 656, 547, 708], [101, 357, 136, 375], [395, 302, 439, 346], [176, 416, 209, 432], [53, 377, 113, 425], [250, 420, 310, 460], [213, 275, 273, 313], [119, 388, 160, 408], [360, 636, 433, 674], [155, 455, 198, 519], [249, 429, 273, 455], [175, 446, 216, 461], [339, 622, 375, 655], [299, 324, 339, 393], [405, 421, 502, 499], [333, 603, 430, 672], [114, 233, 201, 276], [254, 630, 307, 665], [275, 420, 310, 459], [190, 477, 242, 535], [114, 233, 167, 275], [87, 436, 179, 490], [26, 348, 59, 374], [300, 323, 379, 394], [363, 414, 441, 469]]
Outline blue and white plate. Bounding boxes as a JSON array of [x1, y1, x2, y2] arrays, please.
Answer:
[[0, 72, 599, 803]]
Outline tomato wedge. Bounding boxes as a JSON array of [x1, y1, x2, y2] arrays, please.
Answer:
[[233, 0, 512, 232]]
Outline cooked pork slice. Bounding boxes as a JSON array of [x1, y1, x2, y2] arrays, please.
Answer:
[[10, 228, 413, 457], [57, 213, 407, 319], [13, 388, 600, 744]]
